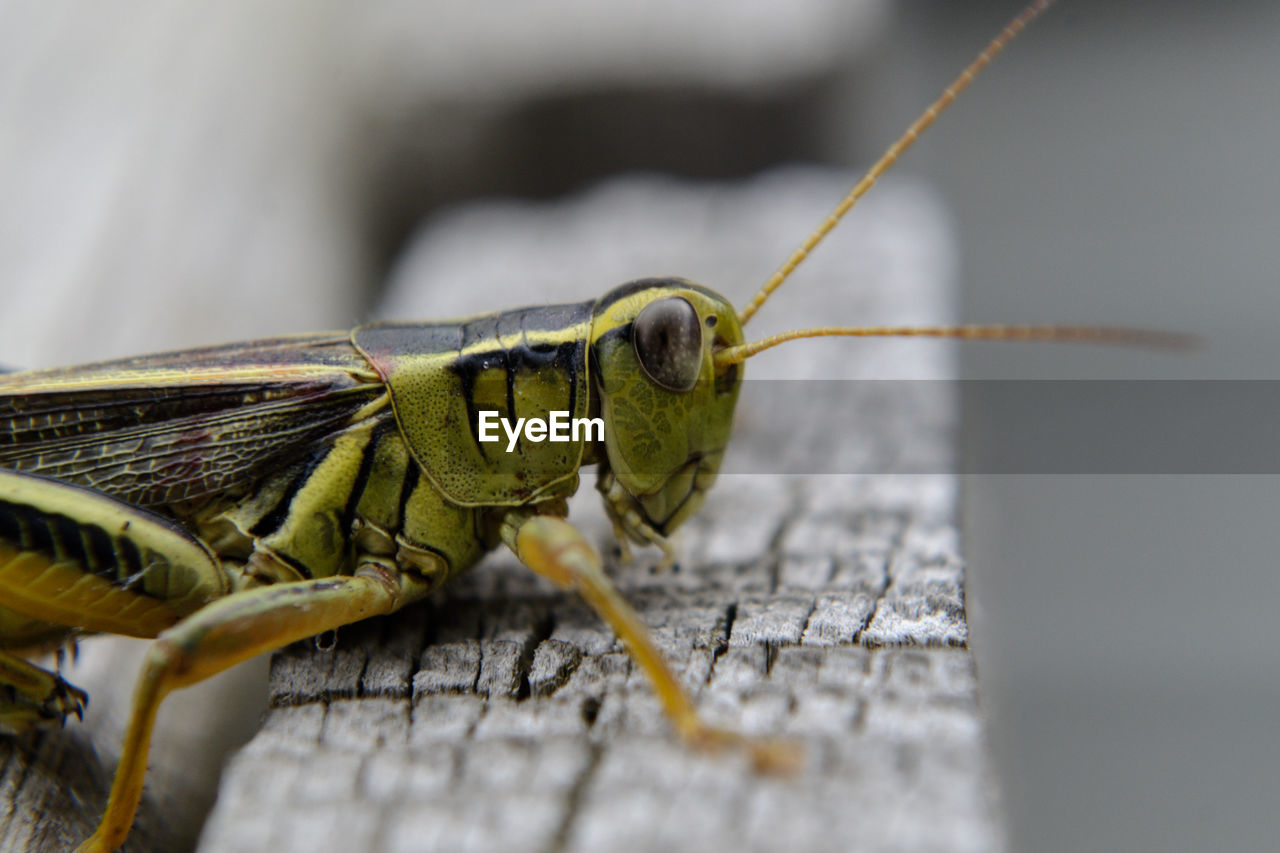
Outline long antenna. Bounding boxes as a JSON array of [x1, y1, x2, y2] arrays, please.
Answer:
[[714, 324, 1198, 368], [736, 0, 1056, 327]]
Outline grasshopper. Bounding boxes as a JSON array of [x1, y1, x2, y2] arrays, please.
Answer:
[[0, 2, 1184, 849]]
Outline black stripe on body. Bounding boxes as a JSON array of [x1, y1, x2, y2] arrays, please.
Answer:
[[250, 450, 327, 537], [86, 524, 117, 577], [117, 536, 145, 585], [411, 537, 452, 569], [518, 308, 579, 417], [244, 418, 392, 581], [269, 548, 312, 580], [0, 497, 144, 588], [590, 323, 631, 354], [453, 343, 586, 457], [353, 302, 592, 505], [0, 503, 20, 548], [338, 419, 396, 537], [504, 349, 518, 453], [49, 514, 89, 571], [451, 306, 586, 458], [453, 349, 508, 458], [588, 323, 632, 399], [396, 460, 420, 526], [22, 505, 56, 556], [566, 348, 579, 424]]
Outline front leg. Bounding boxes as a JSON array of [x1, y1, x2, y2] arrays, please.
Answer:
[[501, 512, 799, 773], [77, 565, 423, 853]]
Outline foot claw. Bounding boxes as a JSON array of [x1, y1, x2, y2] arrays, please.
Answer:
[[686, 725, 804, 775], [50, 678, 89, 726], [0, 671, 88, 735], [36, 675, 88, 730], [747, 737, 805, 775]]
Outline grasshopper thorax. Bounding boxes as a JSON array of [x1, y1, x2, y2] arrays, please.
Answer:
[[590, 278, 744, 544]]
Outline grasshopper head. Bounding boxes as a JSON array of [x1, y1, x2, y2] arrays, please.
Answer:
[[590, 278, 744, 547]]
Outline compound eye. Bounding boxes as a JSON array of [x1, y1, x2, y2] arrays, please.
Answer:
[[633, 297, 703, 392]]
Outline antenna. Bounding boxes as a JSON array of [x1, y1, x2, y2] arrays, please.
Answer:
[[736, 0, 1057, 327], [714, 324, 1198, 368]]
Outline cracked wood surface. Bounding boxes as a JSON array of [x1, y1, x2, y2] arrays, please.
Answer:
[[208, 479, 985, 853], [0, 726, 166, 853], [195, 171, 1005, 853]]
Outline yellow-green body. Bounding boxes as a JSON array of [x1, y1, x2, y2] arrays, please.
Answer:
[[0, 277, 749, 851], [0, 281, 739, 645]]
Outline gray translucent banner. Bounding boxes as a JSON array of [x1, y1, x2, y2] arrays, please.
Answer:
[[714, 380, 1280, 475]]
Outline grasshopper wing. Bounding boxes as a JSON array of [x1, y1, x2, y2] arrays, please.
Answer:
[[0, 334, 385, 509]]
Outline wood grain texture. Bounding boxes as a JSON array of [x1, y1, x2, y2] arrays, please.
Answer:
[[0, 724, 166, 853], [196, 171, 1003, 853]]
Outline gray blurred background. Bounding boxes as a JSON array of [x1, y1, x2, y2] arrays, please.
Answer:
[[901, 3, 1280, 853], [2, 1, 1278, 851]]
